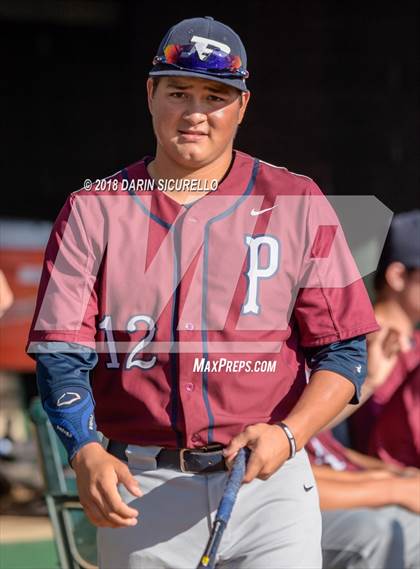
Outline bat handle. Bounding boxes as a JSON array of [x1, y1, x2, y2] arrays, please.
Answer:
[[196, 520, 225, 568], [196, 448, 249, 569], [216, 447, 248, 524]]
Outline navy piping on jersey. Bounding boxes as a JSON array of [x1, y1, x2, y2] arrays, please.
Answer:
[[123, 168, 171, 230], [170, 219, 185, 447], [201, 158, 260, 443]]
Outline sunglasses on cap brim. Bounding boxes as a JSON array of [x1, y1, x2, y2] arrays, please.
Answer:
[[152, 43, 249, 79]]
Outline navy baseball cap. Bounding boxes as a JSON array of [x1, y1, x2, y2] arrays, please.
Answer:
[[149, 16, 249, 92], [379, 210, 420, 269]]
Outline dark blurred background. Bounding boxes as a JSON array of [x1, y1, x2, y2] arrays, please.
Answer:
[[1, 0, 419, 220]]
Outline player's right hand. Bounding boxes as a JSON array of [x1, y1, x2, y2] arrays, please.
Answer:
[[71, 442, 142, 528]]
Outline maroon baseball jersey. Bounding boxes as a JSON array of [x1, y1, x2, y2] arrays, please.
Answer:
[[368, 362, 420, 467], [27, 150, 378, 448]]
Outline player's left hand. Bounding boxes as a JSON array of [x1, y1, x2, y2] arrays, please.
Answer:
[[223, 423, 290, 483]]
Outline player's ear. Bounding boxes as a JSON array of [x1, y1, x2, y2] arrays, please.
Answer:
[[385, 262, 406, 292], [238, 91, 251, 125], [146, 78, 155, 115]]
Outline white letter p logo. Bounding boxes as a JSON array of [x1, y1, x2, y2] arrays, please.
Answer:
[[243, 235, 280, 315]]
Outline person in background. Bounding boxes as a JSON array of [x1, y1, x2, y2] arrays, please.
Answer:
[[349, 210, 420, 467], [0, 269, 14, 501], [367, 364, 419, 467]]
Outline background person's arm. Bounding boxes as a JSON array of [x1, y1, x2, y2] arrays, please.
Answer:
[[310, 464, 393, 482], [342, 447, 420, 475], [342, 447, 396, 471], [313, 465, 420, 513]]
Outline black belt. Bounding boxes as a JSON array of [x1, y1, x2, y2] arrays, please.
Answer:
[[107, 440, 227, 474]]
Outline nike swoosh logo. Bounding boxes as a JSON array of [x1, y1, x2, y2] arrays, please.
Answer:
[[250, 204, 280, 216], [57, 392, 81, 407], [303, 484, 314, 492]]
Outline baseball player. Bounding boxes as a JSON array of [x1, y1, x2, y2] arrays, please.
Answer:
[[27, 16, 379, 569]]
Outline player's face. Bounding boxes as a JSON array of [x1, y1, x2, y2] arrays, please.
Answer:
[[146, 76, 250, 170]]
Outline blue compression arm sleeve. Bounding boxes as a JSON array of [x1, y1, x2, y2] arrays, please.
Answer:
[[303, 335, 367, 404], [35, 342, 101, 463]]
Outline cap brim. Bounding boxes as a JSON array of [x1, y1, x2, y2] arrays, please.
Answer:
[[149, 68, 248, 92]]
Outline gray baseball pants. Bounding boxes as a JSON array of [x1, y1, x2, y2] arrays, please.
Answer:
[[321, 505, 420, 569], [98, 445, 322, 569]]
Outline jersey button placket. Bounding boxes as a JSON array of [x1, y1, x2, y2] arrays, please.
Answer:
[[178, 210, 204, 448]]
